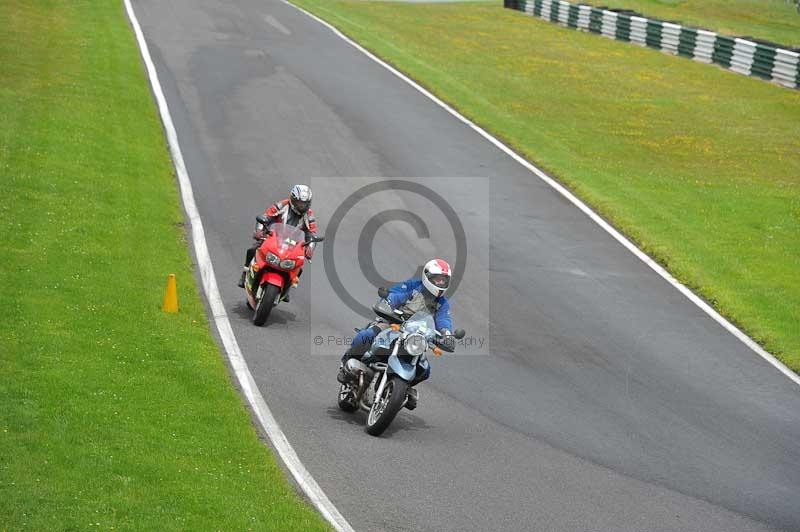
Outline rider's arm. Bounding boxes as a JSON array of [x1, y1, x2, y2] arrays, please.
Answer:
[[263, 199, 288, 228], [305, 209, 318, 235], [386, 278, 416, 309], [256, 200, 285, 239], [304, 210, 319, 259], [434, 296, 453, 333]]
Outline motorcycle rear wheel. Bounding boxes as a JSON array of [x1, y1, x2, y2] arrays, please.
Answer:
[[253, 284, 281, 326], [365, 377, 408, 436], [337, 383, 358, 412]]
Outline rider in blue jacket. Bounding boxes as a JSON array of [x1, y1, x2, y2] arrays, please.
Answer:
[[338, 259, 454, 386]]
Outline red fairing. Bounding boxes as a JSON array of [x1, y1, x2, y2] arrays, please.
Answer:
[[261, 270, 285, 288], [244, 221, 318, 324], [247, 223, 308, 294], [255, 247, 268, 270]]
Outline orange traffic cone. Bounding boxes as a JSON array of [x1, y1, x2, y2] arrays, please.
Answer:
[[162, 274, 179, 313]]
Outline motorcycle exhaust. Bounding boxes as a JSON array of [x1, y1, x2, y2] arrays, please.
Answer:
[[346, 358, 371, 378]]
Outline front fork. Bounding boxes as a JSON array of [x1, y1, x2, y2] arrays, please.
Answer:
[[373, 371, 389, 406], [371, 341, 402, 408]]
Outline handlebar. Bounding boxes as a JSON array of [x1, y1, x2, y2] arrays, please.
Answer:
[[253, 214, 325, 246], [372, 295, 465, 353], [374, 286, 466, 342], [434, 337, 457, 353]]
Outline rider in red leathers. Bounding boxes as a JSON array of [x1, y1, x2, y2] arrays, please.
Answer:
[[238, 185, 318, 300]]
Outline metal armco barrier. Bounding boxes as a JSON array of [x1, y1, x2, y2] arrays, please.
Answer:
[[504, 0, 800, 89]]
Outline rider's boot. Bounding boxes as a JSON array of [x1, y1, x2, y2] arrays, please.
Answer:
[[337, 326, 379, 382], [337, 350, 361, 384], [240, 245, 257, 288]]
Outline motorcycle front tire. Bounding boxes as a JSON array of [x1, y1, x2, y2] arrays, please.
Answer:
[[253, 284, 281, 326], [365, 376, 408, 436]]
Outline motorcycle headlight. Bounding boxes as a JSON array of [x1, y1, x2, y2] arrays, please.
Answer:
[[404, 333, 427, 357], [280, 259, 296, 270], [266, 252, 280, 265]]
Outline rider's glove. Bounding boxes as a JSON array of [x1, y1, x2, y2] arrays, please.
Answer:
[[254, 227, 272, 240]]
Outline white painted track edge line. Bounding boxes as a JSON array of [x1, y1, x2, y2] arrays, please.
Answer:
[[122, 2, 357, 530], [282, 0, 800, 387]]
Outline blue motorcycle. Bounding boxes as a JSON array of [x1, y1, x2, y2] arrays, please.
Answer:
[[338, 288, 465, 436]]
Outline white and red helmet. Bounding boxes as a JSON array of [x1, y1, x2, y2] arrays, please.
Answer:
[[422, 258, 452, 298]]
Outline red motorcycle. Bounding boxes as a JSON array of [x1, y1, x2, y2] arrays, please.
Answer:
[[244, 218, 323, 326]]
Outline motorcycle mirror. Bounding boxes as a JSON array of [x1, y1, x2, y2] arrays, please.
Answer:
[[256, 214, 268, 224], [454, 329, 466, 339], [378, 287, 389, 299]]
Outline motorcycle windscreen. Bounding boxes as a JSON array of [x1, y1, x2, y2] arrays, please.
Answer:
[[270, 223, 305, 254], [403, 311, 436, 341], [371, 328, 400, 352]]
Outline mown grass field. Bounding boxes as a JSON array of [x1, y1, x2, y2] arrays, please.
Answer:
[[290, 0, 800, 371], [0, 1, 329, 529], [588, 0, 800, 47]]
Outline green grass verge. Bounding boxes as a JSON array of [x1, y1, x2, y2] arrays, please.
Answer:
[[580, 0, 800, 48], [289, 0, 800, 371], [0, 1, 330, 529]]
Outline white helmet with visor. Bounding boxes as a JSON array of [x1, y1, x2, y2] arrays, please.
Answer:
[[289, 184, 312, 215], [422, 258, 451, 298]]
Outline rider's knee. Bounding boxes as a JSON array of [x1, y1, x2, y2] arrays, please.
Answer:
[[352, 325, 380, 347]]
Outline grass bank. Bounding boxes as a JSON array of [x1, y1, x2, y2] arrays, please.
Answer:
[[290, 0, 800, 371], [0, 1, 329, 529], [579, 0, 800, 48]]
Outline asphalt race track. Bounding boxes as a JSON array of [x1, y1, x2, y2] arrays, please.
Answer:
[[133, 1, 800, 530]]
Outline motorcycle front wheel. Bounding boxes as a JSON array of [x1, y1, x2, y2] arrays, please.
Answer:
[[253, 284, 281, 326], [365, 376, 408, 436]]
